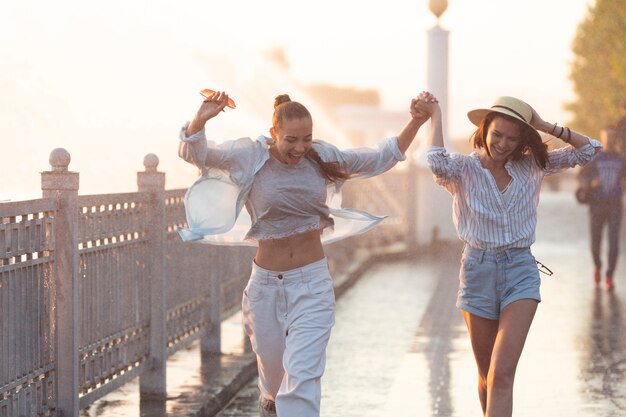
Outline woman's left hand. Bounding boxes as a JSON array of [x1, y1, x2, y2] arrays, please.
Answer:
[[529, 105, 551, 132]]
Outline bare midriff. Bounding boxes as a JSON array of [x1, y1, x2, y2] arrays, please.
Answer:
[[255, 229, 325, 271]]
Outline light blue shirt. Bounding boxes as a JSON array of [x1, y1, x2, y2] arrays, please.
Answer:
[[178, 123, 406, 246], [427, 139, 602, 250]]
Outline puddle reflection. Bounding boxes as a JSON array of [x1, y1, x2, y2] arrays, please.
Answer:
[[581, 288, 625, 409]]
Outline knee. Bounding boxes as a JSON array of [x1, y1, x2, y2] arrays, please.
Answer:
[[488, 366, 515, 390], [478, 371, 489, 390]]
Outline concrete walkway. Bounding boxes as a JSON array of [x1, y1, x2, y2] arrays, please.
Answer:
[[216, 190, 626, 417], [82, 191, 626, 416]]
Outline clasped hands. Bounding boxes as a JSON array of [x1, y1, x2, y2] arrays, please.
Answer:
[[410, 91, 439, 122]]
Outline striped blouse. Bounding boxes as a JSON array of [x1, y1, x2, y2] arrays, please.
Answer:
[[427, 139, 602, 250]]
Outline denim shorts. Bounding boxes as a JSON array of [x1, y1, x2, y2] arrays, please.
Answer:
[[457, 245, 541, 320]]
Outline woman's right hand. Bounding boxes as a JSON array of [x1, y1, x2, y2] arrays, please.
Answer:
[[411, 91, 440, 119], [196, 90, 231, 122], [185, 91, 232, 137]]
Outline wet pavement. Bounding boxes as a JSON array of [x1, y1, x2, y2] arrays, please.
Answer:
[[84, 190, 626, 416], [216, 190, 626, 417]]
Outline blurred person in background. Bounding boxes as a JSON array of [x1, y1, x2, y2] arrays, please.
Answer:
[[578, 126, 626, 290]]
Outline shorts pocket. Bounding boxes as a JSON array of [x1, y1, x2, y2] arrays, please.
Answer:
[[461, 253, 477, 271], [307, 277, 334, 295], [243, 280, 264, 302]]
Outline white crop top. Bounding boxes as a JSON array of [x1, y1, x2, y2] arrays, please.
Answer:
[[245, 153, 333, 241]]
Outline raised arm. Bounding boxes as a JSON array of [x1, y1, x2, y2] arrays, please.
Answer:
[[179, 91, 265, 176], [413, 92, 443, 148], [396, 93, 435, 153], [528, 106, 591, 149], [185, 90, 232, 137]]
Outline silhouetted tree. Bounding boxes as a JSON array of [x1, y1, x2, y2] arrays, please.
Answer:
[[567, 0, 626, 135]]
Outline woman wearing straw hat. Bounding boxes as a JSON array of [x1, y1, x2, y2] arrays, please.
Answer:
[[178, 90, 435, 417], [415, 94, 602, 417]]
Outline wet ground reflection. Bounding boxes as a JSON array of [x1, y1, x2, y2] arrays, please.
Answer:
[[85, 192, 626, 416], [218, 191, 626, 417], [409, 244, 465, 417], [581, 289, 625, 410]]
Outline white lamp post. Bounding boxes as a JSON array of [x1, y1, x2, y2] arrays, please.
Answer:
[[411, 0, 456, 246]]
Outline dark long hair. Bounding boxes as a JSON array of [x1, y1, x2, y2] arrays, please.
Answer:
[[272, 94, 349, 182], [470, 112, 548, 169]]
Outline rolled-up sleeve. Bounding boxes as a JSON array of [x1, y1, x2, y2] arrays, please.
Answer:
[[178, 123, 267, 184], [545, 138, 603, 173], [179, 123, 213, 171], [427, 146, 463, 187]]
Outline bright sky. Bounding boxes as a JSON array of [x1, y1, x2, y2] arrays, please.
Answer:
[[0, 0, 595, 198]]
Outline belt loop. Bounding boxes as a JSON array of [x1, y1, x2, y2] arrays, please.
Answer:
[[478, 250, 485, 264], [260, 270, 269, 284], [504, 249, 512, 262], [300, 268, 309, 283]]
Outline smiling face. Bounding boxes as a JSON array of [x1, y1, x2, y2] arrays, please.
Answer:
[[270, 116, 313, 165], [484, 116, 524, 164]]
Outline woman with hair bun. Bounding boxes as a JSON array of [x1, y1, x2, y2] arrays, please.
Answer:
[[178, 90, 436, 417]]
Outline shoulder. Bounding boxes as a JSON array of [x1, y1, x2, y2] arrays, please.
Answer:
[[429, 147, 471, 160], [312, 139, 338, 151], [225, 135, 270, 154], [454, 151, 479, 166], [312, 139, 341, 161]]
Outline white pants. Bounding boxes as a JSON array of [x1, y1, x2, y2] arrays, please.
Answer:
[[242, 258, 336, 417]]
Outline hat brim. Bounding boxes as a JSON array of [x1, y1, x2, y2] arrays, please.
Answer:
[[467, 108, 533, 128], [467, 108, 543, 143]]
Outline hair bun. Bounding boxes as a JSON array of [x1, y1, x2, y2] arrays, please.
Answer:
[[274, 94, 291, 108]]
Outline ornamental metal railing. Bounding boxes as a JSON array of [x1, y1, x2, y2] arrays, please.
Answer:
[[0, 149, 416, 416]]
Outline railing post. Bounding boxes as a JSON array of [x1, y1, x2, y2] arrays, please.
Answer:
[[137, 154, 167, 399], [41, 148, 80, 417]]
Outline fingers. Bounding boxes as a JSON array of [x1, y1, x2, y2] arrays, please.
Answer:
[[410, 90, 440, 118], [201, 90, 230, 114], [203, 90, 229, 105], [417, 90, 438, 103]]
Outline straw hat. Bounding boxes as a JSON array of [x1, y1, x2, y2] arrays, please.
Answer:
[[467, 96, 535, 128], [467, 96, 543, 144]]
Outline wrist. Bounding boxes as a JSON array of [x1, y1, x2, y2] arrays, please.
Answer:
[[539, 121, 554, 134], [186, 120, 206, 137]]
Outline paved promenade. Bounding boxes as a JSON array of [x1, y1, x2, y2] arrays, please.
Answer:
[[216, 191, 626, 417], [83, 190, 625, 416]]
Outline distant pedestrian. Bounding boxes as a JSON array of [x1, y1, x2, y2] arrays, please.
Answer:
[[578, 126, 626, 290], [416, 95, 602, 417], [177, 90, 434, 417]]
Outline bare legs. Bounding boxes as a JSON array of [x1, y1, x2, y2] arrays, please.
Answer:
[[462, 299, 538, 417]]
